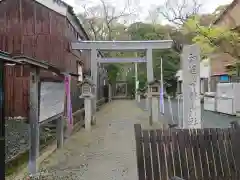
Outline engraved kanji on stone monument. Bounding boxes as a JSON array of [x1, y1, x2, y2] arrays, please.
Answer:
[[182, 45, 201, 128]]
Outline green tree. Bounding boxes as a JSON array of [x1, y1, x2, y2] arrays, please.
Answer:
[[184, 16, 240, 76], [126, 22, 180, 94]]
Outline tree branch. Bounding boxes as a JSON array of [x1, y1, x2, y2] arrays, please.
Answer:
[[157, 0, 202, 25]]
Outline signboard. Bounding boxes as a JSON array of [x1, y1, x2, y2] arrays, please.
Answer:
[[39, 82, 65, 122], [182, 45, 201, 128], [220, 75, 229, 82]]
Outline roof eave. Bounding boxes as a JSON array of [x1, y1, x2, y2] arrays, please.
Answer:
[[213, 0, 238, 25]]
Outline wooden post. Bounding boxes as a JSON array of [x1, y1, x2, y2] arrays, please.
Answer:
[[28, 68, 40, 176], [134, 124, 145, 180], [0, 61, 6, 180], [0, 61, 4, 140], [56, 115, 64, 148]]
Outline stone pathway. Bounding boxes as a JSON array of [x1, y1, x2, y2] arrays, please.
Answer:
[[36, 100, 153, 180]]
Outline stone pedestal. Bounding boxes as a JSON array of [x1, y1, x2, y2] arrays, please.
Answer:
[[91, 98, 96, 125], [151, 97, 159, 123], [137, 93, 141, 103], [145, 97, 149, 110], [84, 98, 92, 131]]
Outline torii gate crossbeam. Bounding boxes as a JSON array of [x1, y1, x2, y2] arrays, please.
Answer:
[[71, 40, 173, 86], [98, 57, 147, 63], [71, 40, 173, 50]]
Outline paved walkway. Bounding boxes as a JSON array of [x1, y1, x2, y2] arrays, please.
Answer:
[[37, 100, 155, 180], [139, 99, 239, 128]]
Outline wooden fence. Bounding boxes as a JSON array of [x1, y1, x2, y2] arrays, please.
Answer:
[[134, 124, 240, 180]]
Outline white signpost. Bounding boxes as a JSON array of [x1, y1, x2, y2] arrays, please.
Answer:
[[182, 45, 201, 129], [39, 82, 65, 123]]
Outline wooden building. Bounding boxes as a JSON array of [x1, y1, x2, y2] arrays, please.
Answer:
[[210, 0, 240, 91], [0, 0, 95, 117]]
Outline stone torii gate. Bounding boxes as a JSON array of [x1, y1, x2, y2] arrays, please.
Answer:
[[71, 40, 173, 124]]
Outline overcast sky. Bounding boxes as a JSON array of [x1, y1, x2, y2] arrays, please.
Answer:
[[64, 0, 233, 24]]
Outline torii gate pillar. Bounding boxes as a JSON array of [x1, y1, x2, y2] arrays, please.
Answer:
[[146, 48, 154, 119], [90, 49, 98, 125]]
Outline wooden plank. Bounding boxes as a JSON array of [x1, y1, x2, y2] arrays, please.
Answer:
[[166, 130, 174, 178], [231, 128, 240, 171], [191, 129, 202, 179], [198, 129, 209, 179], [143, 130, 153, 180], [134, 127, 240, 180], [178, 129, 188, 179], [172, 131, 182, 178], [187, 129, 198, 179], [157, 129, 166, 180], [185, 130, 196, 179], [211, 128, 223, 178], [225, 128, 236, 178], [150, 130, 160, 179], [204, 128, 216, 178], [134, 124, 145, 180], [218, 128, 229, 178]]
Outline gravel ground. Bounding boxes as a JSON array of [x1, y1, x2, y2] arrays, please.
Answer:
[[5, 120, 55, 162], [25, 100, 154, 180]]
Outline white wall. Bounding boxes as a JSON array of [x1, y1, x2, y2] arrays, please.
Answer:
[[200, 58, 210, 78], [176, 58, 210, 81]]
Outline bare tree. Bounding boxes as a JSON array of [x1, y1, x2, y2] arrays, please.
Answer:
[[157, 0, 202, 26], [78, 0, 138, 40], [146, 5, 160, 25]]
